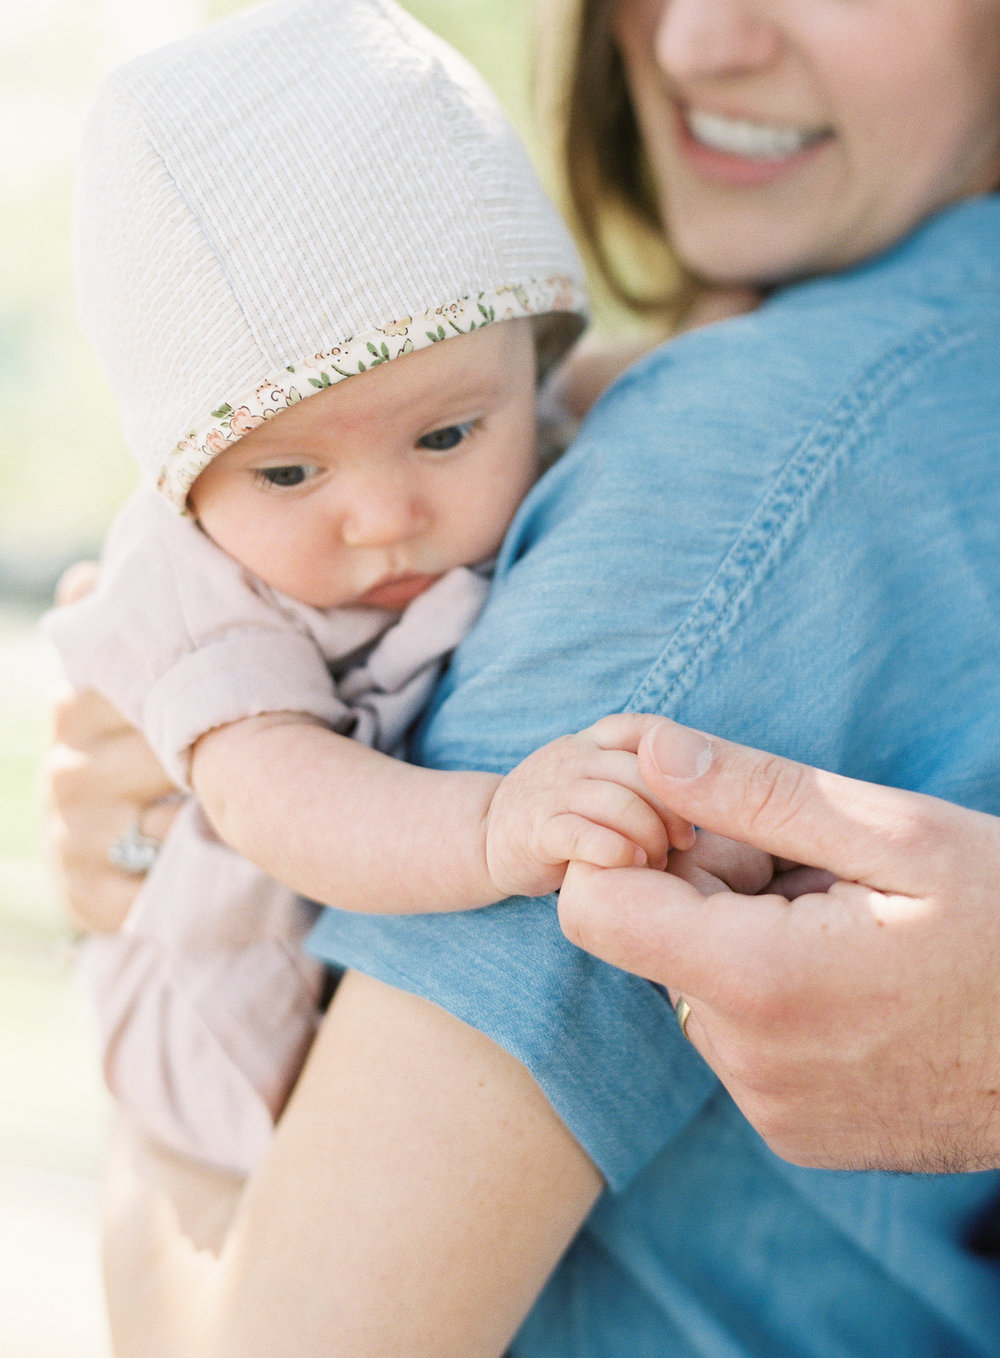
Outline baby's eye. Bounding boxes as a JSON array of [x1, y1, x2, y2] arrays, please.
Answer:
[[252, 464, 319, 489], [417, 421, 475, 453]]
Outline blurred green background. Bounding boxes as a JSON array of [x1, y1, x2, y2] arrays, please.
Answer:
[[0, 3, 552, 1351]]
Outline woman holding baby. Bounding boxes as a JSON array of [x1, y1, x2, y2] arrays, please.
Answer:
[[49, 1, 1000, 1353]]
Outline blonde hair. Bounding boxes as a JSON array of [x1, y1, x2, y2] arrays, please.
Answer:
[[545, 0, 708, 325], [550, 0, 1000, 322], [546, 0, 695, 320]]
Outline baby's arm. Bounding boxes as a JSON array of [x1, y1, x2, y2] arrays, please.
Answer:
[[191, 711, 692, 914]]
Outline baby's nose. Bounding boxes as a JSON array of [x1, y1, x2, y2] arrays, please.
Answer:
[[340, 484, 427, 548]]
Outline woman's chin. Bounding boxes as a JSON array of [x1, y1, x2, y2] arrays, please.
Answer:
[[670, 217, 829, 291]]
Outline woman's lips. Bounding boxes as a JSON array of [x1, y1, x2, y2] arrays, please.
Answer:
[[676, 104, 832, 187], [355, 573, 440, 609]]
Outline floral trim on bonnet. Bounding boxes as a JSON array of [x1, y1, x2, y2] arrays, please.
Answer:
[[159, 276, 586, 511]]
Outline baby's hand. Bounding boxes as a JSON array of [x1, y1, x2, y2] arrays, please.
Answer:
[[483, 714, 696, 900]]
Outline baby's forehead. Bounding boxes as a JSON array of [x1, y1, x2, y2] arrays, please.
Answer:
[[213, 320, 536, 461]]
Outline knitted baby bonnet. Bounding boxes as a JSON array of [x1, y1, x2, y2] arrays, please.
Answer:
[[76, 0, 588, 510]]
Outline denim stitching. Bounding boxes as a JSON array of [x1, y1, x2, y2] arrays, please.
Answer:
[[625, 318, 984, 716]]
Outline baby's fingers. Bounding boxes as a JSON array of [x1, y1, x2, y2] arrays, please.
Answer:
[[542, 814, 650, 872], [584, 747, 697, 852], [554, 779, 673, 869]]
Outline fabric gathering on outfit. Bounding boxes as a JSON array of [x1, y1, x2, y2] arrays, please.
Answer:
[[309, 196, 1000, 1355], [45, 0, 587, 1173]]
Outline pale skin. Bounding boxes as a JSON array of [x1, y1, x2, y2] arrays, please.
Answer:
[[46, 0, 1000, 1350], [45, 559, 183, 931], [185, 321, 691, 913], [99, 971, 603, 1358], [553, 285, 760, 422]]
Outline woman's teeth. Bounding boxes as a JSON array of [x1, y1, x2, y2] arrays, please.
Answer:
[[686, 108, 824, 160]]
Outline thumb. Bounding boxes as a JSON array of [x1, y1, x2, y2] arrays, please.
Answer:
[[638, 720, 968, 898]]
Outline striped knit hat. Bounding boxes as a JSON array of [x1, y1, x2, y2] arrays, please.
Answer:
[[76, 0, 588, 510]]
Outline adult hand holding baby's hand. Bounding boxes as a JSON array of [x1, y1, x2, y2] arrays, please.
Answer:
[[559, 719, 1000, 1173], [483, 714, 695, 900]]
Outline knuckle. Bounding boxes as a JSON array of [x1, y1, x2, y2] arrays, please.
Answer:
[[601, 782, 637, 818], [586, 715, 615, 741], [541, 812, 575, 858], [43, 765, 75, 816], [587, 711, 655, 751], [741, 752, 813, 841], [563, 820, 592, 860], [45, 810, 73, 853], [48, 687, 80, 743], [44, 752, 90, 815], [45, 744, 78, 784], [538, 734, 581, 775], [879, 799, 946, 863]]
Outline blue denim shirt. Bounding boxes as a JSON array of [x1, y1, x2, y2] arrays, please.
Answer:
[[310, 196, 1000, 1356]]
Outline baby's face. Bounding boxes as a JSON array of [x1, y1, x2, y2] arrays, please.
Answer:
[[189, 319, 539, 610]]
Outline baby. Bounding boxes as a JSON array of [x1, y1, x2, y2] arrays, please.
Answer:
[[48, 0, 688, 1172]]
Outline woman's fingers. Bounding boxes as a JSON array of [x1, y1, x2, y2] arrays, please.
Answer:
[[45, 561, 181, 930]]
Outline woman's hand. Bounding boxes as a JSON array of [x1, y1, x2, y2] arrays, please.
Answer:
[[43, 562, 181, 932], [558, 719, 1000, 1174]]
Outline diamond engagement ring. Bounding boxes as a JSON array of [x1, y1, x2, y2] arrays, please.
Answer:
[[107, 820, 161, 876]]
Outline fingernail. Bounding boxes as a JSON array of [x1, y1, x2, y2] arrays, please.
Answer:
[[647, 722, 713, 782]]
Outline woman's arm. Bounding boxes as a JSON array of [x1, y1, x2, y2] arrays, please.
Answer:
[[42, 578, 603, 1352], [104, 968, 603, 1358]]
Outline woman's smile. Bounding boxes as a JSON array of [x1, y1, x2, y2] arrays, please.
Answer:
[[615, 0, 1000, 287], [678, 102, 832, 187], [684, 106, 829, 160]]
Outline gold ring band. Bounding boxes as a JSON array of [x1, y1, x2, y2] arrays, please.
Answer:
[[674, 996, 693, 1041]]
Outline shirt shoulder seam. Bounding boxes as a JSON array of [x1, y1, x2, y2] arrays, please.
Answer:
[[627, 315, 984, 714]]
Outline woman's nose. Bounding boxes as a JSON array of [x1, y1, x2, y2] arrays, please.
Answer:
[[339, 481, 428, 548], [653, 0, 781, 82]]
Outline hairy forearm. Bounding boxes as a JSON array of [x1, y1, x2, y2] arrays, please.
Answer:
[[191, 713, 503, 912]]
